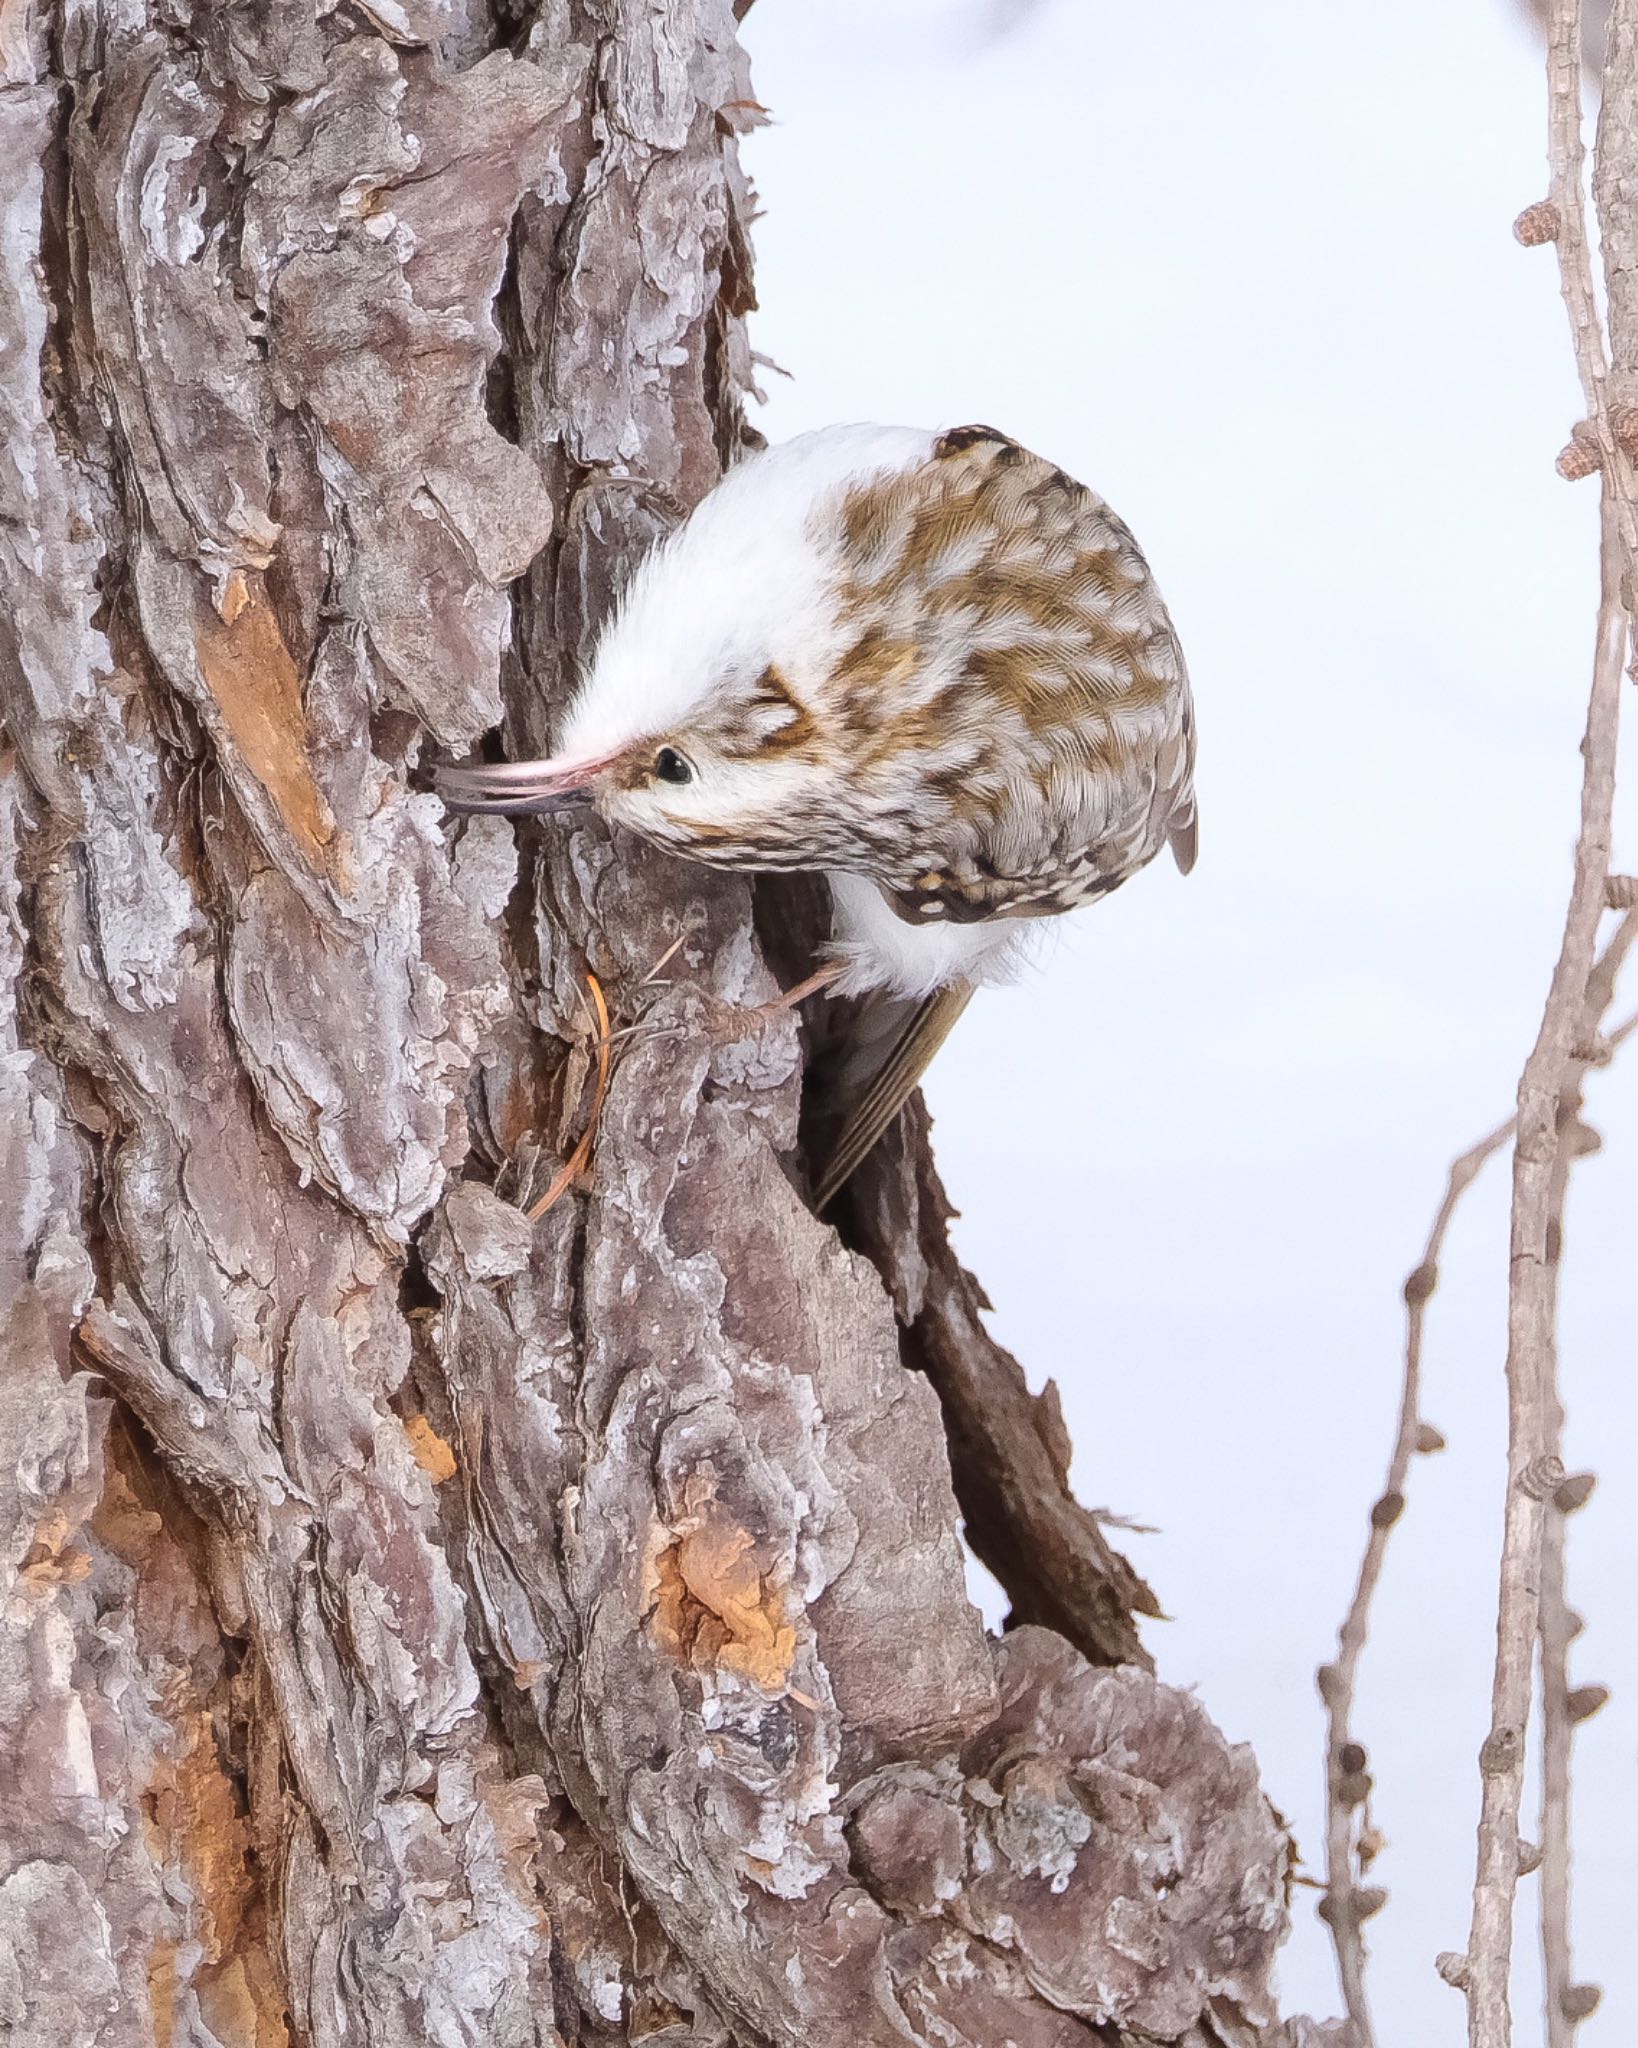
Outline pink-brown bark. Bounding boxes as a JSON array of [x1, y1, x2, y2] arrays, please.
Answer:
[[0, 4, 1328, 2043]]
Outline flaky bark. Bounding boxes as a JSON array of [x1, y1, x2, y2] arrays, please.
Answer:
[[1, 4, 1323, 2044]]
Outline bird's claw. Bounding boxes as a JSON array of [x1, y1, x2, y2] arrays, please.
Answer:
[[707, 961, 843, 1048]]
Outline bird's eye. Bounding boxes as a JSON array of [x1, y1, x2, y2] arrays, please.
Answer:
[[653, 747, 694, 785]]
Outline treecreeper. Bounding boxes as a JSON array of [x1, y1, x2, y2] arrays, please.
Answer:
[[439, 420, 1197, 1206]]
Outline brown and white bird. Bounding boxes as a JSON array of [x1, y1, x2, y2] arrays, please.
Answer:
[[439, 422, 1196, 1208]]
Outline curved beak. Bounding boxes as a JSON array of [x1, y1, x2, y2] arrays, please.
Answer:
[[434, 753, 613, 816]]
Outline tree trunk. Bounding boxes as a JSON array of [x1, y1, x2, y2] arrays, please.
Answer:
[[0, 4, 1334, 2044]]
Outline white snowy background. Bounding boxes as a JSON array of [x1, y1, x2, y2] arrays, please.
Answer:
[[741, 2, 1637, 2039]]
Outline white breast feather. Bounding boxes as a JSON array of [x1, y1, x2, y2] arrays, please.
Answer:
[[825, 871, 1027, 999]]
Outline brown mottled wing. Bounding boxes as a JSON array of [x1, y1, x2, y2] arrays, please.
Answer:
[[810, 982, 973, 1212], [837, 424, 1199, 913]]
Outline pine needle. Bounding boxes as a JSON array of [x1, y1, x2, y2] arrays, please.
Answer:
[[527, 970, 612, 1220]]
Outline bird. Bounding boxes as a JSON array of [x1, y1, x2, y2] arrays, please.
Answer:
[[438, 421, 1196, 1210]]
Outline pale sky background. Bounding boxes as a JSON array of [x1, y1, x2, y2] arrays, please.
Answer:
[[742, 3, 1636, 2039]]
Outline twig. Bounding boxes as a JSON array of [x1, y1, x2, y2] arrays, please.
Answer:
[[1461, 490, 1625, 2045], [1547, 5, 1610, 416], [1316, 912, 1638, 2043], [1538, 1491, 1579, 2048], [1449, 7, 1636, 2036], [1535, 916, 1635, 2041], [1597, 2, 1638, 431], [1317, 1118, 1508, 2045], [1546, 1, 1638, 558], [1538, 1453, 1613, 2043]]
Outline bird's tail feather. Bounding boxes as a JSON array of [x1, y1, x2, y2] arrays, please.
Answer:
[[811, 982, 973, 1211]]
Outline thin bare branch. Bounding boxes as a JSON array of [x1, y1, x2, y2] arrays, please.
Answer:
[[1545, 2, 1638, 554], [1317, 1115, 1502, 2044], [1451, 8, 1638, 2036], [1463, 488, 1626, 2044], [1596, 1, 1638, 415], [1318, 907, 1638, 2045], [1521, 0, 1610, 76], [1533, 915, 1636, 2043], [1538, 1495, 1580, 2048]]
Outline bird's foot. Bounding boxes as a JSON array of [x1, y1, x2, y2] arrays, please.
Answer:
[[711, 961, 844, 1046], [766, 961, 846, 1012]]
